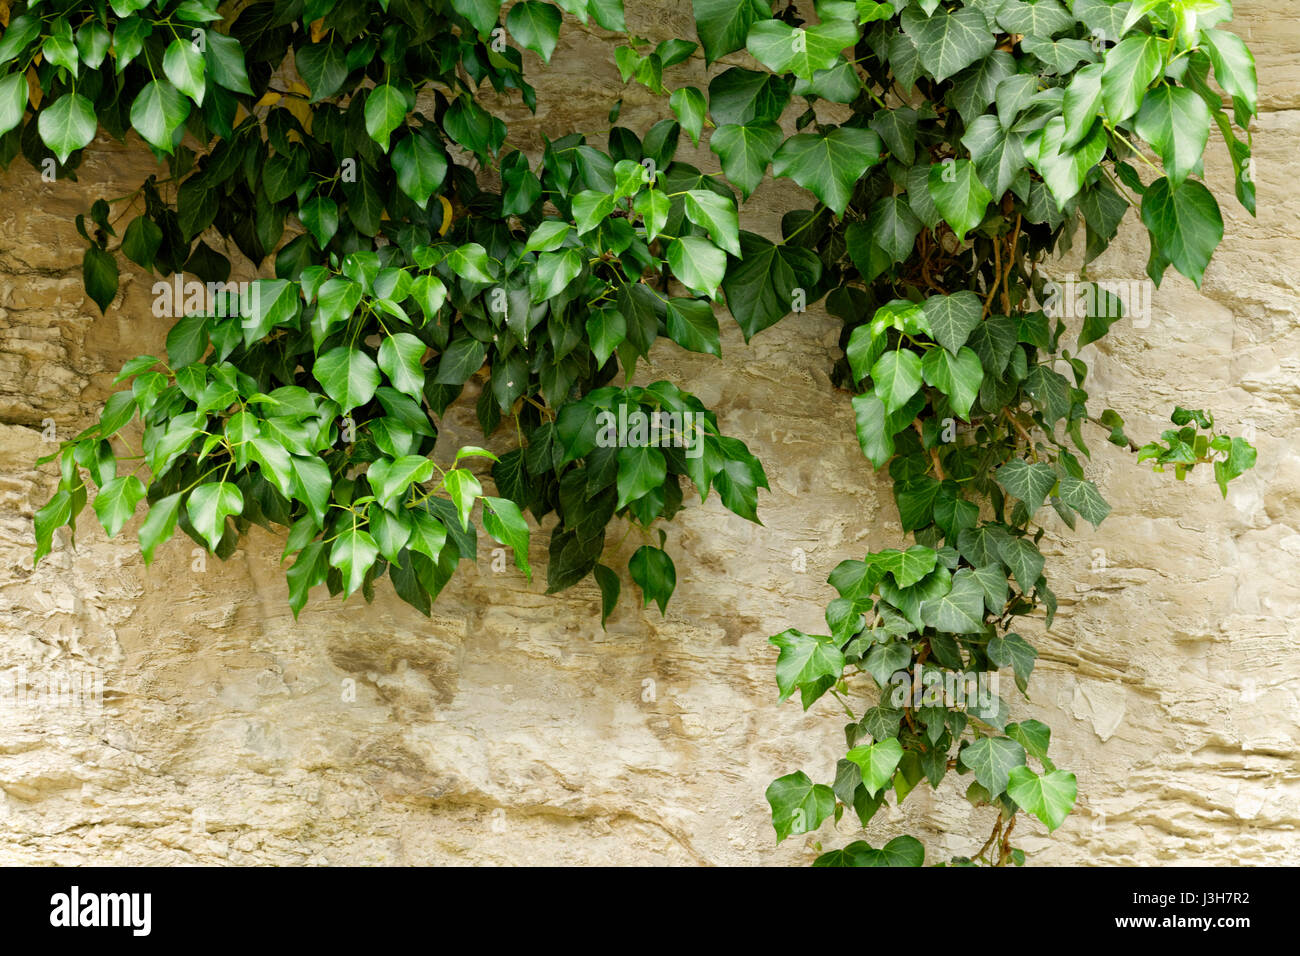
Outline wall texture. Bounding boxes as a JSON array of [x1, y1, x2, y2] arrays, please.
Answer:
[[1, 2, 1297, 866]]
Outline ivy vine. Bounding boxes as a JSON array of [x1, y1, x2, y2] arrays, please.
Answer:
[[7, 0, 1259, 865]]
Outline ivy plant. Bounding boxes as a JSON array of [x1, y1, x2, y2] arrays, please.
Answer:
[[7, 0, 1259, 865]]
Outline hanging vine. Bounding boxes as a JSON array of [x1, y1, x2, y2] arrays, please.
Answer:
[[5, 0, 1258, 865]]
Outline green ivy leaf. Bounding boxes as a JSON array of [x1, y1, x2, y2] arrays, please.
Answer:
[[446, 242, 496, 283], [629, 544, 676, 614], [919, 567, 986, 633], [708, 121, 780, 198], [665, 297, 721, 357], [845, 738, 904, 797], [0, 71, 28, 139], [901, 5, 996, 82], [682, 189, 740, 256], [928, 159, 992, 239], [813, 835, 925, 867], [745, 19, 858, 79], [392, 133, 448, 208], [378, 332, 427, 400], [670, 86, 707, 145], [772, 127, 883, 216], [851, 391, 894, 469], [921, 291, 983, 355], [694, 0, 769, 63], [204, 30, 252, 95], [295, 37, 350, 101], [722, 231, 822, 340], [1202, 28, 1258, 120], [483, 495, 531, 579], [765, 771, 835, 841], [1100, 34, 1163, 124], [364, 83, 408, 152], [443, 467, 483, 532], [38, 92, 97, 163], [666, 236, 726, 298], [769, 628, 845, 703], [959, 735, 1026, 796], [1056, 474, 1111, 527], [1006, 766, 1076, 831], [129, 80, 190, 154], [994, 458, 1058, 515], [1140, 176, 1223, 288], [92, 475, 146, 538], [329, 523, 380, 597], [870, 349, 923, 416], [616, 443, 667, 509], [186, 481, 243, 551], [506, 1, 562, 62], [312, 346, 380, 413], [921, 345, 982, 419], [592, 562, 620, 628], [163, 37, 206, 106], [1134, 85, 1210, 189], [82, 246, 119, 314]]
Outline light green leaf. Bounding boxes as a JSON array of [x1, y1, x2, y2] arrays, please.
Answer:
[[682, 189, 740, 256], [1202, 28, 1258, 119], [364, 83, 408, 152], [163, 37, 205, 105], [130, 80, 190, 154], [186, 481, 243, 551], [845, 738, 904, 797], [1007, 766, 1076, 830], [92, 475, 146, 538], [670, 85, 707, 145], [666, 236, 726, 298], [329, 523, 379, 597], [745, 19, 858, 79], [871, 349, 923, 416], [446, 242, 496, 283], [769, 628, 845, 703], [38, 92, 97, 164], [920, 567, 986, 633], [483, 496, 531, 579], [765, 771, 835, 841], [921, 291, 983, 354], [443, 467, 482, 531]]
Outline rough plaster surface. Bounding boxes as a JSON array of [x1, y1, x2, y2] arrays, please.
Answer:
[[0, 2, 1297, 865]]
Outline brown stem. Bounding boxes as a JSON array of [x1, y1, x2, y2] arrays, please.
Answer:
[[914, 419, 947, 479], [976, 816, 1003, 864], [1001, 214, 1022, 315]]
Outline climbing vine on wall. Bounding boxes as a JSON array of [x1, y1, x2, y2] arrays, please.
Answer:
[[6, 0, 1258, 864]]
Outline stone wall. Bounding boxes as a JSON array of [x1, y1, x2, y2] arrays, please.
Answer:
[[0, 1, 1296, 865]]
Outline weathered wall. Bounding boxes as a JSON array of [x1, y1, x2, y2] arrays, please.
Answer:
[[1, 2, 1297, 865]]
